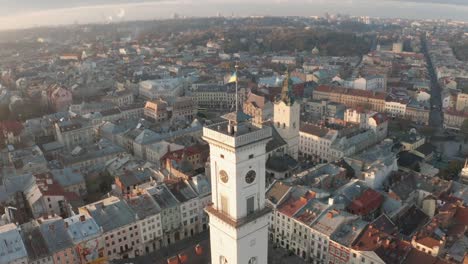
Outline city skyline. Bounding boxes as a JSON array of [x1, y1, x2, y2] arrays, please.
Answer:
[[1, 0, 468, 30]]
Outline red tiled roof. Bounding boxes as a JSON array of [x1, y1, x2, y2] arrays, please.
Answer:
[[34, 172, 70, 198], [299, 123, 331, 137], [454, 206, 468, 226], [0, 121, 23, 136], [403, 248, 438, 264], [371, 113, 388, 125], [347, 189, 383, 216], [353, 225, 412, 263], [163, 144, 209, 162], [278, 191, 315, 217], [245, 92, 268, 109], [315, 85, 387, 100]]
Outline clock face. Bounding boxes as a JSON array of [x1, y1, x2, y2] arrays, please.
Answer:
[[220, 170, 229, 183], [245, 170, 256, 184]]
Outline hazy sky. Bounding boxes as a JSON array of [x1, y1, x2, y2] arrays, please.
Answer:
[[0, 0, 467, 30]]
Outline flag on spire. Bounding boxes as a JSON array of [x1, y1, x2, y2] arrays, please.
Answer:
[[228, 71, 238, 84]]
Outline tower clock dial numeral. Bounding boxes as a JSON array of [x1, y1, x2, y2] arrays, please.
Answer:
[[245, 170, 256, 184], [220, 170, 229, 183]]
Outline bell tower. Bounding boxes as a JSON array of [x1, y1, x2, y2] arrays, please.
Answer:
[[273, 71, 300, 159], [203, 110, 272, 264]]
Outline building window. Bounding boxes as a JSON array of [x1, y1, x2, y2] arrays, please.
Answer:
[[246, 196, 255, 215], [249, 154, 254, 159]]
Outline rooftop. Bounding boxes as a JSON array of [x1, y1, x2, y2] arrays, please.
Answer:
[[278, 191, 315, 217], [39, 218, 74, 254], [315, 85, 387, 100], [0, 224, 28, 263], [312, 208, 355, 237], [266, 181, 292, 206], [352, 222, 412, 264], [50, 167, 84, 187], [293, 199, 329, 226], [330, 218, 368, 247], [167, 181, 198, 203], [203, 119, 272, 149], [147, 184, 180, 210], [347, 188, 384, 216], [64, 214, 101, 244], [127, 193, 162, 219], [20, 225, 50, 261], [82, 196, 137, 232]]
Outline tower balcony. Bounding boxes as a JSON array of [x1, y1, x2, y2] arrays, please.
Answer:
[[203, 121, 272, 148], [205, 204, 271, 229]]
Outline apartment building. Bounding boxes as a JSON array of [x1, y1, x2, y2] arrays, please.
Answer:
[[126, 193, 163, 254], [79, 196, 141, 260], [313, 85, 386, 113]]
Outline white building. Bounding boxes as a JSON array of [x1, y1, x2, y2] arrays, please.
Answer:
[[385, 100, 407, 117], [352, 76, 386, 92], [126, 193, 163, 254], [299, 123, 338, 163], [344, 108, 376, 129], [273, 74, 300, 159], [271, 56, 296, 65], [344, 140, 398, 189], [203, 110, 272, 264], [167, 181, 200, 239], [139, 78, 184, 100], [79, 196, 141, 260]]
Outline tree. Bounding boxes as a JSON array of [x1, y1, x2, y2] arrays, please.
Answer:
[[439, 160, 464, 180]]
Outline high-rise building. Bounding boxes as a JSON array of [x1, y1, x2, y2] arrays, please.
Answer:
[[203, 110, 272, 264], [273, 72, 300, 159]]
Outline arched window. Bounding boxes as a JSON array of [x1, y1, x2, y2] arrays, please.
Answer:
[[248, 257, 257, 264]]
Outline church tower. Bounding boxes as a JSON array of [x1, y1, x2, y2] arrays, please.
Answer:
[[203, 110, 272, 264], [273, 72, 300, 159]]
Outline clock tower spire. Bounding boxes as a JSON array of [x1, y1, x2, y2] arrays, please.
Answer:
[[273, 71, 300, 159]]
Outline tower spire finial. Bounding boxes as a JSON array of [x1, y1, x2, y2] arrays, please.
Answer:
[[280, 68, 294, 106]]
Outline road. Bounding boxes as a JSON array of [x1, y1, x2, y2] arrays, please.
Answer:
[[421, 35, 443, 130]]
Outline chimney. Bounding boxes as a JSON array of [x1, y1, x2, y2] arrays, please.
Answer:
[[65, 221, 69, 228], [327, 212, 334, 219], [80, 215, 86, 222]]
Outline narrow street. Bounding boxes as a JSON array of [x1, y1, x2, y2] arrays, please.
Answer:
[[421, 35, 443, 130]]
